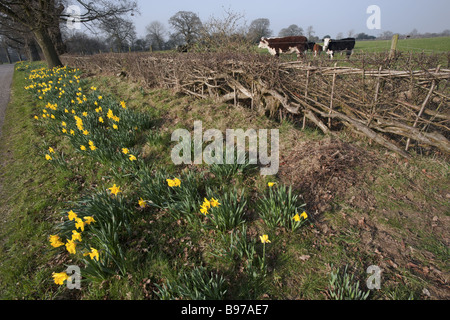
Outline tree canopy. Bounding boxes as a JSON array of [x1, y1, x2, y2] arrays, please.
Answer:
[[0, 0, 137, 67]]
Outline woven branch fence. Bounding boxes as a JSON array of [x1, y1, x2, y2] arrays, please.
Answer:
[[61, 51, 450, 157]]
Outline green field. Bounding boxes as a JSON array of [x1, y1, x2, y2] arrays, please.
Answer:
[[353, 36, 450, 53]]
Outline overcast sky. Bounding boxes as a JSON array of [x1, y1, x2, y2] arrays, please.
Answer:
[[131, 0, 450, 38]]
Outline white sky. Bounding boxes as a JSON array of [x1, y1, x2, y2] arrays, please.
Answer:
[[131, 0, 450, 38]]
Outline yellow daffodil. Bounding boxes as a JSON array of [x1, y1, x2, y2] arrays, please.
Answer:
[[293, 213, 301, 222], [49, 235, 64, 248], [71, 230, 82, 242], [167, 179, 180, 188], [300, 211, 308, 220], [200, 205, 209, 215], [52, 272, 70, 285], [75, 218, 85, 232], [138, 198, 146, 208], [84, 248, 99, 261], [122, 148, 129, 154], [84, 216, 96, 225], [210, 198, 221, 208], [129, 155, 137, 161], [120, 101, 127, 109], [173, 178, 181, 187], [109, 184, 121, 196], [203, 198, 211, 209], [260, 235, 271, 244], [65, 239, 77, 254], [80, 145, 86, 151], [268, 182, 276, 187], [48, 147, 55, 153], [90, 145, 97, 151], [68, 210, 78, 221], [45, 154, 52, 161], [167, 179, 174, 187]]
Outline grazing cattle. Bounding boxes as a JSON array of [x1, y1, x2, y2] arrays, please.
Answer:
[[313, 44, 323, 57], [322, 38, 356, 59], [258, 36, 308, 59], [307, 41, 316, 51]]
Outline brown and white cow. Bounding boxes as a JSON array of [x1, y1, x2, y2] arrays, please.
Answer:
[[258, 36, 308, 59], [313, 44, 323, 57]]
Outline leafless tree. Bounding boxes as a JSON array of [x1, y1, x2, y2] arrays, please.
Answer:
[[100, 16, 136, 52], [0, 0, 138, 68], [278, 24, 304, 37], [145, 21, 167, 51], [306, 25, 315, 40], [247, 18, 272, 43], [198, 7, 250, 52], [169, 11, 203, 46]]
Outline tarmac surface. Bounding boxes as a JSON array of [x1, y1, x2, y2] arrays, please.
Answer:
[[0, 64, 15, 139]]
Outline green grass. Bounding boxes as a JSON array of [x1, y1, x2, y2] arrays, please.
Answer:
[[354, 36, 450, 53], [0, 63, 73, 299]]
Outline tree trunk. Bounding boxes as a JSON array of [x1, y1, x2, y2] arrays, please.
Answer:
[[33, 28, 63, 68], [2, 43, 11, 64], [24, 37, 42, 62]]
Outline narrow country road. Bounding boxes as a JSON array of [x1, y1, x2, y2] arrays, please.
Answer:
[[0, 63, 15, 139], [0, 63, 15, 208]]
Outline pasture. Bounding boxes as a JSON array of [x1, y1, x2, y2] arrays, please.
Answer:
[[353, 36, 450, 53]]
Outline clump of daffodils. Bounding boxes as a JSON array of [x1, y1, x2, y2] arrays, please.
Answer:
[[166, 178, 181, 188], [49, 208, 98, 286], [200, 197, 221, 216]]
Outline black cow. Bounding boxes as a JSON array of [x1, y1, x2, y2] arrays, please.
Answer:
[[322, 38, 356, 59]]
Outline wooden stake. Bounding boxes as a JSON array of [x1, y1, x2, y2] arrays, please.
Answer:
[[367, 66, 382, 127], [302, 65, 312, 130], [405, 65, 441, 151], [329, 62, 337, 128], [389, 34, 399, 60]]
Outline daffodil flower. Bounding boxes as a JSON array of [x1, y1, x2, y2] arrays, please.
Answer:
[[71, 230, 82, 242], [260, 234, 271, 244], [52, 272, 70, 285], [109, 184, 121, 196], [65, 239, 77, 254], [49, 235, 64, 248], [84, 216, 96, 225], [210, 198, 221, 208], [68, 210, 78, 221]]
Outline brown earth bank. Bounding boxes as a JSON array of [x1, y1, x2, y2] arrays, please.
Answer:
[[278, 137, 449, 299]]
